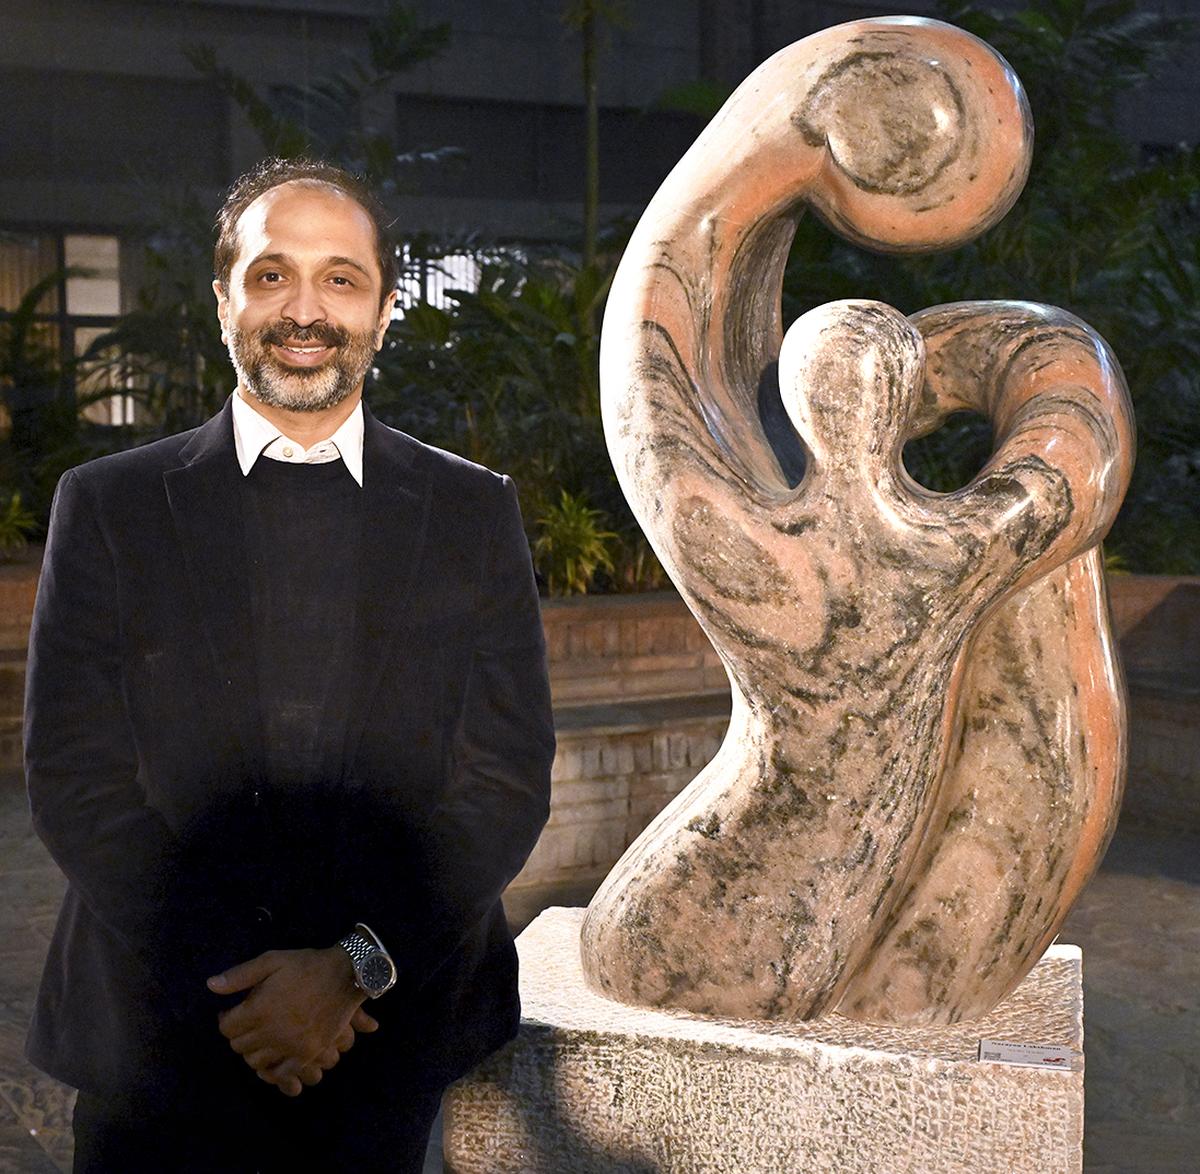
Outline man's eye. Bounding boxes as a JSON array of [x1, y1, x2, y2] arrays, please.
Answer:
[[330, 275, 353, 286], [259, 271, 283, 283]]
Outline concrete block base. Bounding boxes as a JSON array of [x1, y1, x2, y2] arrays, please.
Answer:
[[444, 907, 1084, 1173]]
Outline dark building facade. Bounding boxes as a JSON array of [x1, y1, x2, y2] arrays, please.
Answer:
[[1, 0, 1196, 420]]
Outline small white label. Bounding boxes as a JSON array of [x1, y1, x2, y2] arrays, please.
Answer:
[[977, 1039, 1077, 1069]]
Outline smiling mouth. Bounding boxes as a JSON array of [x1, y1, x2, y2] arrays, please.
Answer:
[[271, 342, 335, 367]]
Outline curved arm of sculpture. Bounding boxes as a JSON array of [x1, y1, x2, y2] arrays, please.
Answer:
[[915, 302, 1134, 587], [600, 17, 1032, 520]]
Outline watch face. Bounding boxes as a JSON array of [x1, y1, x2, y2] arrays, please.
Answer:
[[362, 952, 394, 993]]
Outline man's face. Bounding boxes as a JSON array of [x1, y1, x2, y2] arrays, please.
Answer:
[[215, 181, 396, 412]]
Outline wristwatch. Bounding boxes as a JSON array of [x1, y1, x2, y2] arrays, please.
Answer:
[[337, 922, 397, 998]]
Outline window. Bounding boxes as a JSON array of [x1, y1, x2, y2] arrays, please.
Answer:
[[394, 247, 490, 318], [0, 230, 132, 426]]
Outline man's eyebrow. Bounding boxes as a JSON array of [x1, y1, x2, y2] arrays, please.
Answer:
[[324, 255, 373, 279], [247, 252, 292, 270], [247, 252, 373, 279]]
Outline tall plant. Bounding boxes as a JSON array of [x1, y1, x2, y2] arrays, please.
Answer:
[[81, 190, 234, 435], [561, 1, 628, 273], [369, 247, 658, 590], [0, 269, 102, 528], [0, 271, 70, 456], [184, 3, 456, 188]]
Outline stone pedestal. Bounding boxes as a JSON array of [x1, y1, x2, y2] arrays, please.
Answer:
[[443, 908, 1084, 1173]]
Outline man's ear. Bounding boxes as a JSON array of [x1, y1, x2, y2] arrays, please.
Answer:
[[375, 288, 398, 349], [213, 279, 230, 344]]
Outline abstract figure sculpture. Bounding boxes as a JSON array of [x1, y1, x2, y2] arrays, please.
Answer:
[[580, 17, 1134, 1026]]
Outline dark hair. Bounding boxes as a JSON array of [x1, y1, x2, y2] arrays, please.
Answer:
[[213, 157, 399, 306]]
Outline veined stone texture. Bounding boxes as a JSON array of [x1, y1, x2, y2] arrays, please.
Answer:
[[444, 908, 1084, 1173], [581, 17, 1135, 1024]]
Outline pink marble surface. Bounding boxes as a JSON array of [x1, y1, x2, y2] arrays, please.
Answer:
[[581, 17, 1134, 1025]]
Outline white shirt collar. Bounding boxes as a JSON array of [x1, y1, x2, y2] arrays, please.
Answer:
[[231, 390, 365, 487]]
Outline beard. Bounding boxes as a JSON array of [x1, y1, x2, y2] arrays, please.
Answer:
[[227, 318, 378, 412]]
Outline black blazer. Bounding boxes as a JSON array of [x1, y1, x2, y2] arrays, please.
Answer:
[[23, 399, 555, 1102]]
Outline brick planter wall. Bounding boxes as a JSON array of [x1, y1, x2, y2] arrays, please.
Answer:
[[510, 697, 730, 894], [0, 548, 41, 770], [1107, 576, 1200, 831], [518, 592, 732, 896], [541, 591, 727, 706]]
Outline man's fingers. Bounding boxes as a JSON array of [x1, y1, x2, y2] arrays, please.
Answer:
[[335, 1028, 354, 1054], [208, 951, 282, 995], [226, 1028, 264, 1054], [259, 1070, 303, 1097], [298, 1064, 324, 1087], [316, 1047, 340, 1071], [350, 1007, 379, 1033], [244, 1047, 284, 1071], [264, 1056, 326, 1093], [262, 1057, 304, 1097], [217, 1004, 256, 1039]]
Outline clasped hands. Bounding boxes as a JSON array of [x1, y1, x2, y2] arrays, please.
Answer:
[[207, 947, 377, 1097]]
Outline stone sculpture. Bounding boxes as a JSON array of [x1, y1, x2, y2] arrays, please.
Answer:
[[580, 16, 1134, 1025]]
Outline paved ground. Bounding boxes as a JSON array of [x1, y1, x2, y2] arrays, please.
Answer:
[[1, 769, 1196, 1172]]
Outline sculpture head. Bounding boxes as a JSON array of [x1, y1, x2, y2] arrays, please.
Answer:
[[778, 300, 927, 476]]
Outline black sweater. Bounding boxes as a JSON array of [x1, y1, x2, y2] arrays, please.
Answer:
[[242, 456, 363, 790]]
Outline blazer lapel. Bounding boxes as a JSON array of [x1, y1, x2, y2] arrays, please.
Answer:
[[162, 400, 263, 777], [342, 406, 433, 769]]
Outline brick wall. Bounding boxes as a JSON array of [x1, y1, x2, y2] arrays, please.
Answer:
[[1126, 688, 1200, 829], [0, 549, 40, 771], [1108, 576, 1200, 831], [517, 593, 732, 895], [542, 591, 727, 705], [1109, 575, 1200, 678], [511, 708, 728, 892]]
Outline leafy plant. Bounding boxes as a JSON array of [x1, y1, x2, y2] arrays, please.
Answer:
[[184, 3, 455, 188], [534, 489, 617, 595], [0, 266, 112, 530], [375, 250, 609, 486], [1104, 547, 1131, 575], [80, 189, 234, 436], [372, 242, 669, 593], [0, 491, 37, 559], [611, 532, 669, 592], [0, 270, 73, 452]]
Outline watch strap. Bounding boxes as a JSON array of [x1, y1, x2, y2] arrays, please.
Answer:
[[339, 929, 373, 970], [337, 923, 395, 997]]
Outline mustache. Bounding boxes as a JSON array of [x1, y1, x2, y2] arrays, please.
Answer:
[[258, 320, 350, 348]]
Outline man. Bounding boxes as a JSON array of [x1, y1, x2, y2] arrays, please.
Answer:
[[24, 157, 555, 1172]]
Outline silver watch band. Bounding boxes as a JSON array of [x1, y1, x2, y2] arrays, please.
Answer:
[[339, 928, 376, 970], [337, 922, 394, 996]]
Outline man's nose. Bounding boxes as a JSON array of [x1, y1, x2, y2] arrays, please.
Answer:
[[280, 278, 327, 327]]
